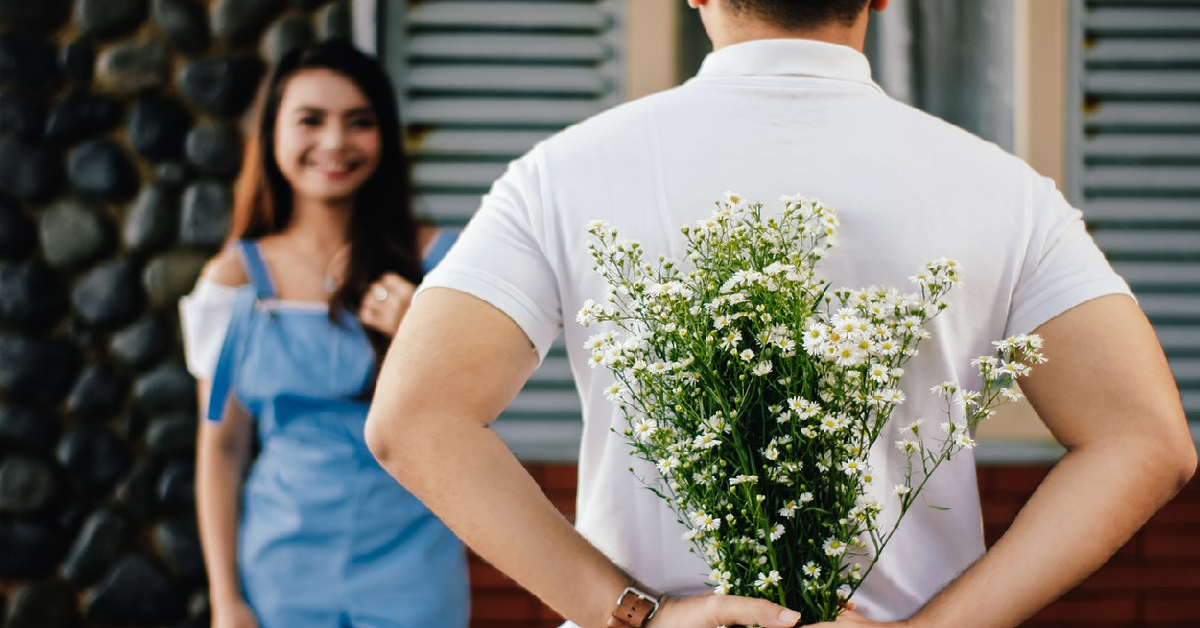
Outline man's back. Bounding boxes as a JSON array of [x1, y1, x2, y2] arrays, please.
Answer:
[[428, 39, 1129, 619]]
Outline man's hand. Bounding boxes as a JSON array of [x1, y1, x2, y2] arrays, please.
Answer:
[[652, 594, 802, 628]]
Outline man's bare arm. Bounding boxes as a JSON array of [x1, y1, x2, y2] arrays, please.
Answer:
[[365, 288, 804, 628], [817, 294, 1196, 627]]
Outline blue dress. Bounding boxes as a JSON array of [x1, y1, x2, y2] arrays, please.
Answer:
[[207, 236, 469, 628]]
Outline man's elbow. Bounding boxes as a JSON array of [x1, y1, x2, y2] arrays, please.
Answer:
[[1169, 434, 1198, 491], [364, 408, 406, 472], [1146, 409, 1197, 495]]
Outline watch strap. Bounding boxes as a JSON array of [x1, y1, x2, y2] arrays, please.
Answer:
[[607, 587, 661, 628]]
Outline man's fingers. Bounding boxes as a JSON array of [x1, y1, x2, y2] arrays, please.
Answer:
[[659, 594, 801, 628], [709, 595, 802, 628]]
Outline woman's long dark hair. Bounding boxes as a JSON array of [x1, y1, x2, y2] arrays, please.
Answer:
[[228, 40, 423, 364]]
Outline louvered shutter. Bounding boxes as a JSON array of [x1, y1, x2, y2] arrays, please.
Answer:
[[381, 1, 624, 456], [1067, 0, 1200, 424]]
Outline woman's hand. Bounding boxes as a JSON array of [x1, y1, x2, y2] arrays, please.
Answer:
[[210, 598, 258, 628], [359, 272, 417, 336]]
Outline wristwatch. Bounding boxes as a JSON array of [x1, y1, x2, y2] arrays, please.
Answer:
[[607, 586, 663, 628]]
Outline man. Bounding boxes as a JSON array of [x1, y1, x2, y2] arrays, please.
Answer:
[[365, 1, 1196, 626]]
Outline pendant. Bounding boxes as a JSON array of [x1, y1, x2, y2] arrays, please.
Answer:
[[324, 276, 337, 294]]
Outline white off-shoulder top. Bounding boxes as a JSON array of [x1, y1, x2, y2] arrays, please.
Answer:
[[179, 279, 240, 381]]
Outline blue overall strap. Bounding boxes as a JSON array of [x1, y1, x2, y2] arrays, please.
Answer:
[[205, 290, 253, 421], [236, 239, 278, 299], [422, 228, 460, 273]]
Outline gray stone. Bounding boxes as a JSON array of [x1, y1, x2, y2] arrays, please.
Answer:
[[45, 90, 124, 144], [0, 455, 59, 514], [77, 0, 148, 39], [0, 34, 61, 92], [0, 196, 35, 259], [5, 579, 80, 628], [151, 0, 209, 55], [178, 55, 264, 117], [68, 140, 139, 202], [38, 200, 112, 269], [156, 162, 191, 189], [110, 315, 172, 368], [57, 425, 131, 493], [0, 91, 46, 141], [146, 412, 195, 459], [0, 138, 61, 201], [155, 517, 203, 583], [127, 96, 191, 162], [317, 1, 351, 41], [97, 40, 170, 93], [66, 364, 127, 418], [63, 507, 129, 586], [71, 258, 145, 329], [123, 184, 177, 253], [0, 0, 70, 31], [0, 521, 62, 579], [133, 362, 195, 413], [263, 16, 314, 66], [211, 0, 285, 46], [0, 335, 80, 403], [185, 122, 241, 180], [86, 555, 187, 626], [156, 459, 193, 511], [179, 180, 231, 248], [0, 260, 67, 332], [142, 249, 207, 306], [62, 38, 96, 84], [0, 404, 60, 451]]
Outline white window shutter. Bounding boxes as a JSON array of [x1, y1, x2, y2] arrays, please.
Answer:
[[381, 1, 625, 453], [1068, 0, 1200, 423]]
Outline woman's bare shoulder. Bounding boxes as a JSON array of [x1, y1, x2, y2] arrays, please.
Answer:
[[416, 224, 441, 253], [201, 248, 249, 288]]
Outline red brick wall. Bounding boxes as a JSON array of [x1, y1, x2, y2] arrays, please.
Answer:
[[469, 463, 1200, 628], [979, 466, 1200, 628]]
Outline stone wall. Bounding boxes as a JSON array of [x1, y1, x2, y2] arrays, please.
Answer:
[[0, 1, 352, 626]]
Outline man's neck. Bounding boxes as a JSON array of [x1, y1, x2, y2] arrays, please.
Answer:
[[711, 22, 867, 52]]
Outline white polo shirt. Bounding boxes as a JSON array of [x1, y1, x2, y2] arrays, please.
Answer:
[[420, 39, 1130, 621]]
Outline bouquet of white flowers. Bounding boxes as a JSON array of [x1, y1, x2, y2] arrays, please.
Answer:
[[578, 193, 1045, 625]]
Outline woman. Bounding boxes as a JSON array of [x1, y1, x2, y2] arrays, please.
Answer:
[[180, 41, 468, 628]]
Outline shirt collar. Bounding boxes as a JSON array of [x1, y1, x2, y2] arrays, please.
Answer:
[[694, 38, 882, 92]]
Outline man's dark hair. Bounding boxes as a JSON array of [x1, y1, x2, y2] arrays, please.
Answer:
[[726, 0, 871, 28]]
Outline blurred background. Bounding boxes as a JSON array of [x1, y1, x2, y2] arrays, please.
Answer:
[[0, 1, 1195, 627]]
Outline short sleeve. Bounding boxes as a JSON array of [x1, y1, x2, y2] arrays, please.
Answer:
[[179, 279, 239, 380], [416, 152, 562, 359], [1005, 173, 1133, 337]]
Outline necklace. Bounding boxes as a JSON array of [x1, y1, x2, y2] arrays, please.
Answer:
[[283, 241, 350, 295]]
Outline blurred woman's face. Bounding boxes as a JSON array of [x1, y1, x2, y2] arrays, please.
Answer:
[[274, 68, 382, 205]]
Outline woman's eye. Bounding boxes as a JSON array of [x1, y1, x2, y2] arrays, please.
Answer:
[[350, 117, 377, 129], [299, 116, 322, 126]]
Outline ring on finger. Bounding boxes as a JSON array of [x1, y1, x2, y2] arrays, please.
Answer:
[[373, 286, 389, 301]]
